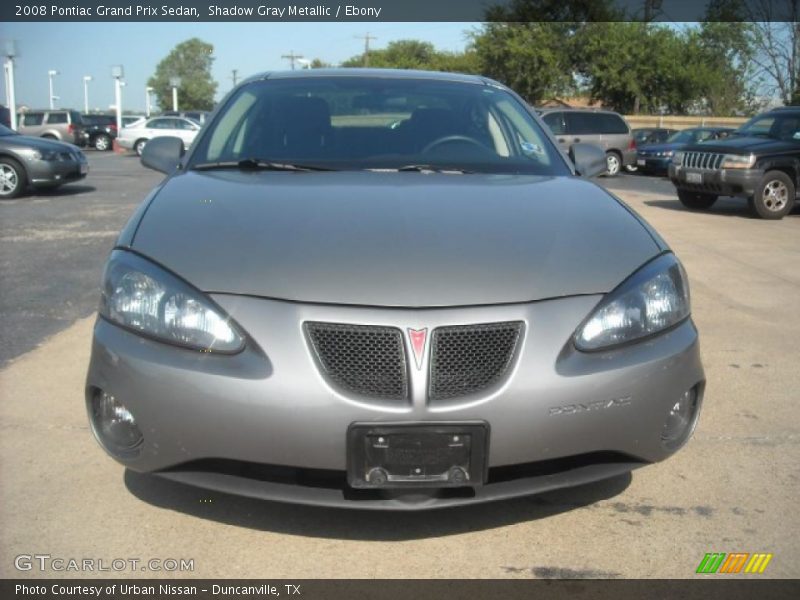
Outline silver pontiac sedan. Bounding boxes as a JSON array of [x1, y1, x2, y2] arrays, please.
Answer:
[[85, 70, 704, 510]]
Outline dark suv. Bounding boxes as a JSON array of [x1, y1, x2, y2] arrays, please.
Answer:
[[81, 114, 118, 151], [669, 107, 799, 219]]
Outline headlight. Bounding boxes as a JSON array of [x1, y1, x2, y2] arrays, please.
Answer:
[[31, 150, 60, 161], [720, 153, 755, 169], [575, 253, 690, 351], [672, 151, 684, 165], [99, 250, 245, 353]]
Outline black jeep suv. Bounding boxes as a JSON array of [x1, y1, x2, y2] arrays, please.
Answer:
[[81, 114, 118, 151], [669, 107, 799, 220]]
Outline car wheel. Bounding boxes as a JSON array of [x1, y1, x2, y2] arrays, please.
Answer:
[[0, 158, 26, 199], [94, 134, 111, 151], [605, 151, 621, 177], [677, 190, 717, 210], [134, 139, 148, 156], [750, 171, 795, 220]]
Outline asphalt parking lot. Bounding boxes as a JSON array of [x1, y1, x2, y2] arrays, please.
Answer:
[[0, 153, 798, 579]]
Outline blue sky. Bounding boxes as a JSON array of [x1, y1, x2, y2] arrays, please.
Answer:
[[1, 22, 476, 113]]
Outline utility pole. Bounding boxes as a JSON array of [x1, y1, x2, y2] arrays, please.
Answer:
[[231, 69, 239, 86], [354, 33, 377, 67], [281, 51, 303, 70]]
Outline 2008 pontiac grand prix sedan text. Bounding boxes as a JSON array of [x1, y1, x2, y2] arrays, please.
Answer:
[[85, 70, 705, 510]]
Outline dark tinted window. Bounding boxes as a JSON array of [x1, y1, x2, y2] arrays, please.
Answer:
[[542, 112, 565, 134], [566, 112, 628, 135], [23, 113, 44, 126], [70, 111, 83, 124], [46, 112, 68, 124]]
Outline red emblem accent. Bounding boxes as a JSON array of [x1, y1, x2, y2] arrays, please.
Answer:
[[407, 328, 428, 370]]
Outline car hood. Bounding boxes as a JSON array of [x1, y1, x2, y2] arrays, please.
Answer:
[[684, 135, 798, 154], [0, 134, 78, 152], [130, 171, 660, 307]]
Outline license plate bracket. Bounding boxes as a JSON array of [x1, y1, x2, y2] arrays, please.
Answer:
[[347, 422, 489, 489]]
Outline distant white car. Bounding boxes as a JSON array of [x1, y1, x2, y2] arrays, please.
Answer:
[[117, 116, 201, 156]]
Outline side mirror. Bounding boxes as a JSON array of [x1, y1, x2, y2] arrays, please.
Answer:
[[140, 136, 185, 174], [568, 143, 607, 178]]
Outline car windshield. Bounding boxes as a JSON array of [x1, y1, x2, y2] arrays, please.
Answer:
[[0, 124, 17, 136], [665, 130, 695, 144], [736, 114, 800, 141], [189, 76, 569, 175]]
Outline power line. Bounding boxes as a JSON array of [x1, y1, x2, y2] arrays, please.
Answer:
[[354, 33, 377, 66], [281, 50, 304, 70]]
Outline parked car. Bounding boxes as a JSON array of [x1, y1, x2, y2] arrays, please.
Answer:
[[539, 108, 636, 176], [633, 127, 678, 146], [116, 116, 201, 156], [85, 69, 704, 510], [81, 114, 118, 151], [0, 123, 88, 198], [16, 109, 85, 146], [669, 106, 799, 219], [637, 127, 734, 174]]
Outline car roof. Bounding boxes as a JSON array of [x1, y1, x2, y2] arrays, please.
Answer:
[[241, 68, 498, 86], [537, 107, 622, 115]]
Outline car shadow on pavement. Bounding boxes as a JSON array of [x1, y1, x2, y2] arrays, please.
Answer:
[[644, 198, 800, 218], [31, 184, 96, 197], [124, 469, 631, 540]]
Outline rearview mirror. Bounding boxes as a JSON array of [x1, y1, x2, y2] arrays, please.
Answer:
[[140, 136, 185, 174], [568, 143, 607, 178]]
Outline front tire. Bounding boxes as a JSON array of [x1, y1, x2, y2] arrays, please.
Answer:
[[750, 171, 795, 220], [134, 139, 147, 156], [605, 151, 621, 177], [0, 157, 26, 199], [94, 134, 111, 151], [678, 190, 717, 210]]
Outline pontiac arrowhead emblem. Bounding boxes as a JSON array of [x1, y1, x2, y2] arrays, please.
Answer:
[[407, 328, 428, 371]]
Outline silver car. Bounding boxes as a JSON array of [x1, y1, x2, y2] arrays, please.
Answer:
[[86, 70, 704, 510]]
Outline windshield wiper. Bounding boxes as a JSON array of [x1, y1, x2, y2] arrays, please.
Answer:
[[192, 158, 335, 172], [376, 164, 472, 174]]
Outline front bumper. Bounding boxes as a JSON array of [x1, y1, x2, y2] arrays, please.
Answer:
[[86, 294, 705, 509], [637, 156, 672, 172], [669, 163, 762, 197], [28, 156, 88, 187]]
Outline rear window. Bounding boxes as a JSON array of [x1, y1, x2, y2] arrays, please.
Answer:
[[46, 112, 68, 124]]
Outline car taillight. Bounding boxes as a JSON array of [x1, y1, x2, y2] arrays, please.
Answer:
[[628, 138, 636, 150], [68, 123, 75, 133]]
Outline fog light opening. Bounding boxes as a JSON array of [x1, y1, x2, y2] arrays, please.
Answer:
[[661, 386, 700, 450], [90, 390, 143, 457]]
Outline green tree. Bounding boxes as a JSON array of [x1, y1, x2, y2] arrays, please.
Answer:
[[148, 38, 217, 111], [340, 40, 480, 74]]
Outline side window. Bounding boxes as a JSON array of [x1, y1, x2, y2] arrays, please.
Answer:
[[148, 119, 166, 129], [695, 130, 713, 142], [23, 113, 45, 126], [541, 112, 565, 135], [564, 112, 598, 135], [596, 113, 629, 134], [46, 112, 68, 124]]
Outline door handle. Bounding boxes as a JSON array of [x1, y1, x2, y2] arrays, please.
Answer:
[[558, 138, 566, 143], [573, 138, 581, 143]]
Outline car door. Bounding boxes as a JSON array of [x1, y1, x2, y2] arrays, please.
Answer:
[[19, 112, 45, 137], [170, 118, 201, 146], [564, 112, 603, 149]]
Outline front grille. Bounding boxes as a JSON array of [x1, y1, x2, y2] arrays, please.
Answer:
[[305, 322, 408, 401], [429, 321, 523, 401], [681, 151, 723, 170]]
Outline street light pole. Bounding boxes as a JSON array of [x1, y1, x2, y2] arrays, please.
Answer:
[[111, 65, 124, 131], [83, 76, 93, 113], [4, 41, 17, 130], [169, 77, 181, 112], [48, 69, 59, 110], [145, 86, 154, 117]]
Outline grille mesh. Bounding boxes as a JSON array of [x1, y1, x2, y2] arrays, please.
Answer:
[[305, 322, 408, 401], [429, 322, 523, 401]]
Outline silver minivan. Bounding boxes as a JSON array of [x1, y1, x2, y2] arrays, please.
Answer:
[[16, 110, 85, 146], [539, 108, 635, 176]]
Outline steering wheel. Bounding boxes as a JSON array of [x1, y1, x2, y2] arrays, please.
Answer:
[[422, 135, 486, 155]]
